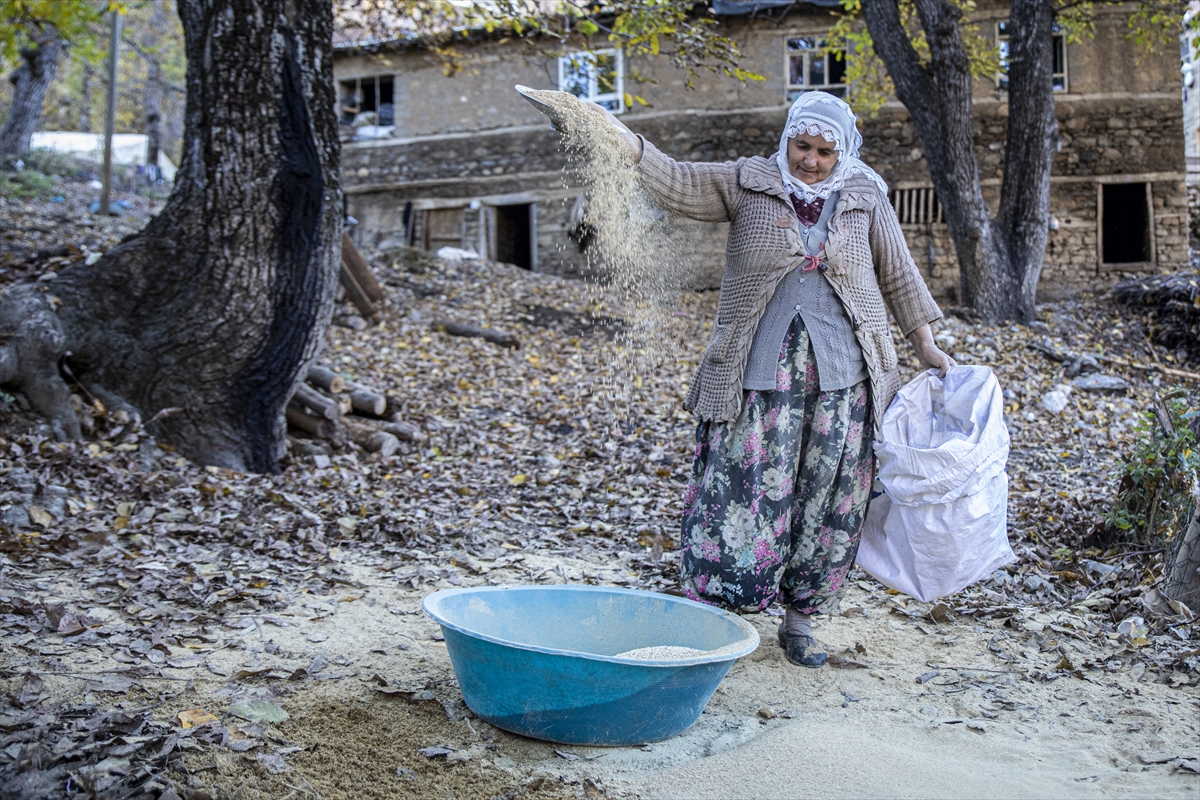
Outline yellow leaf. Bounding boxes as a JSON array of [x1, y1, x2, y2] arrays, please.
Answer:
[[500, 542, 520, 550], [116, 502, 132, 517], [177, 708, 219, 729], [650, 33, 660, 55], [341, 594, 362, 603], [28, 506, 53, 527], [113, 516, 130, 530], [509, 474, 527, 486]]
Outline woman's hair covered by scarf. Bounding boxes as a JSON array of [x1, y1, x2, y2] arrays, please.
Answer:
[[776, 91, 889, 203]]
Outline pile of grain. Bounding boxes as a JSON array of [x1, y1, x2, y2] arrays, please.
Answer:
[[614, 645, 709, 660]]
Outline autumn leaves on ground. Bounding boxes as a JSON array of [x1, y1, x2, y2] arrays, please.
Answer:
[[0, 186, 1198, 799]]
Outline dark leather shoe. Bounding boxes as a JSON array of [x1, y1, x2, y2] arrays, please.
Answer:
[[777, 624, 827, 668]]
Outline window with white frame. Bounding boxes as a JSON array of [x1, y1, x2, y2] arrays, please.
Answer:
[[786, 37, 846, 100], [559, 50, 623, 112], [996, 21, 1067, 92]]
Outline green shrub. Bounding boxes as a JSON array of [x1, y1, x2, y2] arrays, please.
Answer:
[[1106, 390, 1200, 545], [0, 168, 57, 200], [20, 147, 94, 181]]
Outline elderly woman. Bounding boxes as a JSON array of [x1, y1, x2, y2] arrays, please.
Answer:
[[600, 92, 952, 667]]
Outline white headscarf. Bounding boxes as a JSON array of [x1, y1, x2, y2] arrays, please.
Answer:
[[776, 91, 888, 203]]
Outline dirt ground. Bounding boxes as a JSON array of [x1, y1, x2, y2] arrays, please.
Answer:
[[9, 553, 1195, 800]]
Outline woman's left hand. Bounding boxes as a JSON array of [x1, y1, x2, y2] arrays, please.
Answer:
[[906, 324, 955, 378]]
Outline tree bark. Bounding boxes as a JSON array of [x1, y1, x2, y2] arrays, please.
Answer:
[[0, 0, 342, 472], [1164, 504, 1200, 611], [79, 64, 93, 133], [996, 0, 1056, 315], [862, 0, 1057, 323], [0, 29, 65, 157]]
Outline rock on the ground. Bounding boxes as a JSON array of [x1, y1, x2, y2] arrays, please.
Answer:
[[1040, 390, 1069, 413], [1071, 374, 1129, 393]]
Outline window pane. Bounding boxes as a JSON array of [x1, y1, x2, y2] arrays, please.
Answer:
[[829, 54, 846, 85], [810, 54, 826, 86], [1052, 35, 1065, 75], [1052, 75, 1066, 91], [997, 21, 1009, 35], [789, 54, 805, 85], [787, 37, 817, 52], [594, 52, 617, 95], [560, 57, 590, 98], [594, 97, 619, 111], [825, 86, 847, 98]]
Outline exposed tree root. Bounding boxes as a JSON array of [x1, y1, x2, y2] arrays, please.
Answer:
[[0, 284, 80, 441]]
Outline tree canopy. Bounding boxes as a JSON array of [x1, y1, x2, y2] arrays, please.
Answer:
[[0, 0, 110, 65]]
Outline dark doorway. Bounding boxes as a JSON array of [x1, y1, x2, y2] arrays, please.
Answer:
[[1102, 183, 1151, 264], [495, 203, 533, 270]]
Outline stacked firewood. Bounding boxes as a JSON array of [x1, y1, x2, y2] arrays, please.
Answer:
[[286, 366, 423, 457]]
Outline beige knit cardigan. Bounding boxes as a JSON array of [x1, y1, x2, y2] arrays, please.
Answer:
[[635, 138, 942, 438]]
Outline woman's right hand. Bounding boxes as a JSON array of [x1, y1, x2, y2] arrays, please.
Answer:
[[584, 101, 643, 161]]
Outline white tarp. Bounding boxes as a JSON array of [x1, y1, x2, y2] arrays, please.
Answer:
[[857, 366, 1015, 602], [30, 132, 177, 180]]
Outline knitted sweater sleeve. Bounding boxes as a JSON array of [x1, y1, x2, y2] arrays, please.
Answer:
[[868, 188, 942, 335], [634, 136, 745, 223]]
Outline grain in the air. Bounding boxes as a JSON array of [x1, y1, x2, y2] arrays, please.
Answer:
[[521, 87, 701, 408]]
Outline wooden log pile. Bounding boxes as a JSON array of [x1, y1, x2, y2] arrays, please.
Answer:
[[1112, 270, 1200, 362], [285, 365, 424, 458]]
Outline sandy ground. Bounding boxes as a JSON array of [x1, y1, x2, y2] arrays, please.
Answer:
[[107, 550, 1197, 800]]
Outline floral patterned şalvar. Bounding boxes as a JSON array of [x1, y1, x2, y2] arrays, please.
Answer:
[[680, 314, 874, 615]]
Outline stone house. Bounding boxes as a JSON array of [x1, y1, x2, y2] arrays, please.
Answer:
[[335, 1, 1186, 302]]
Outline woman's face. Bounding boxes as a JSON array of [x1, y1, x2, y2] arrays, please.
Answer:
[[787, 132, 839, 185]]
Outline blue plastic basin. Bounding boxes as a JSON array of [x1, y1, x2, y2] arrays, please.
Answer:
[[422, 585, 759, 746]]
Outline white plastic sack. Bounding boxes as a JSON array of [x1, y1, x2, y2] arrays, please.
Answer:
[[30, 132, 178, 180], [436, 246, 479, 262], [857, 365, 1015, 602]]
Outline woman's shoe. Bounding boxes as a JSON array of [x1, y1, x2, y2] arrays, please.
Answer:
[[777, 624, 827, 668]]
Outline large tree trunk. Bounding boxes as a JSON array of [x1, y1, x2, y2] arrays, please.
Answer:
[[862, 0, 1056, 323], [0, 29, 65, 157], [0, 0, 342, 472]]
